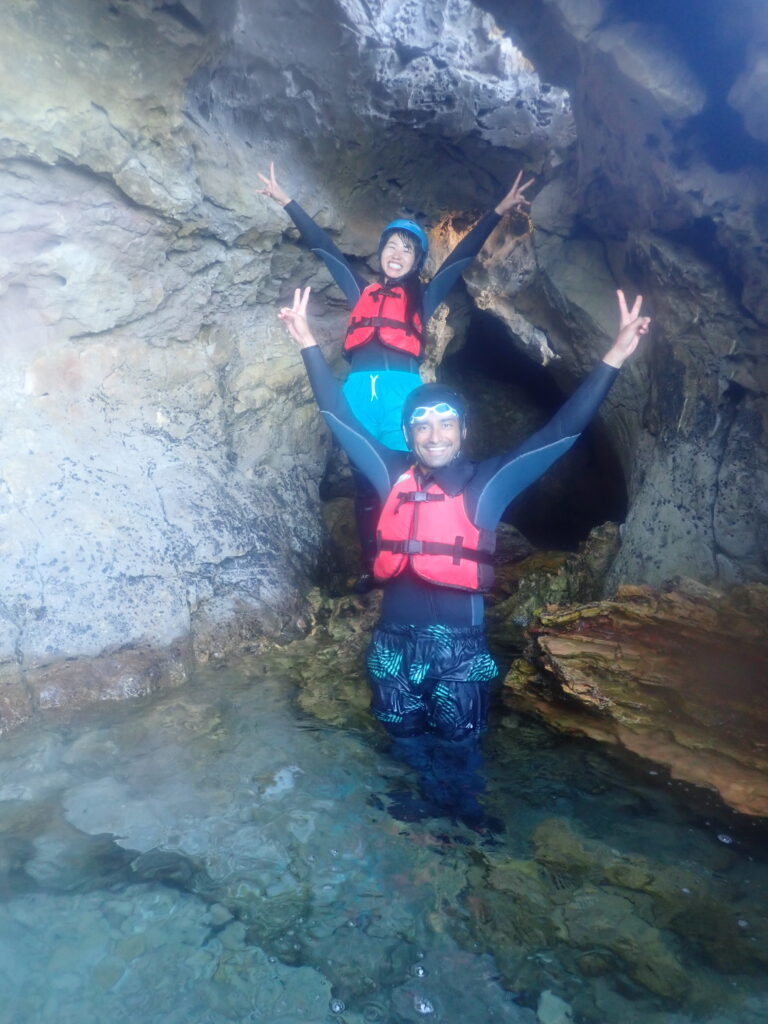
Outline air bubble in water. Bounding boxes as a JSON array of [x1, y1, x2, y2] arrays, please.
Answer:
[[363, 1000, 386, 1021], [717, 833, 734, 845], [414, 995, 435, 1014], [329, 997, 345, 1014], [410, 964, 427, 977]]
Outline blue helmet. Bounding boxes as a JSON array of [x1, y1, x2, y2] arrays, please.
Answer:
[[379, 218, 429, 272]]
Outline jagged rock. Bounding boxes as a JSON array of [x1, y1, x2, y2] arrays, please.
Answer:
[[532, 817, 768, 975], [487, 522, 620, 651], [268, 588, 381, 730], [503, 579, 768, 816], [552, 888, 690, 1000]]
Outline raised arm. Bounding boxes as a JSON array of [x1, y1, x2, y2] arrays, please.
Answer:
[[259, 162, 366, 307], [256, 160, 291, 207], [423, 170, 536, 321], [278, 288, 402, 500], [493, 170, 535, 217], [470, 290, 651, 527], [602, 290, 651, 368]]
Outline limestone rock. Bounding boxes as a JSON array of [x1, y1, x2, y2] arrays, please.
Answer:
[[0, 0, 572, 729], [479, 0, 768, 589]]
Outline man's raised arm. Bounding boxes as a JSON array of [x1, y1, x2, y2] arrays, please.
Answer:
[[278, 288, 401, 501]]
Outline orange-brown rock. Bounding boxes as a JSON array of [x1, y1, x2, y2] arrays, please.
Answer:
[[503, 579, 768, 817]]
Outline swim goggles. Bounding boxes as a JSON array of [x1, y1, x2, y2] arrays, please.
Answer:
[[409, 402, 460, 424]]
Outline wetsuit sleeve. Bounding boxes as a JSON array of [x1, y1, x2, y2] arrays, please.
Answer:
[[471, 361, 620, 528], [284, 200, 366, 308], [300, 346, 402, 501], [422, 210, 501, 322]]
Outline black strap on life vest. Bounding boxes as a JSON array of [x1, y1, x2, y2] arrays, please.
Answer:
[[370, 285, 400, 300], [348, 315, 420, 334], [377, 536, 495, 566], [394, 489, 445, 514]]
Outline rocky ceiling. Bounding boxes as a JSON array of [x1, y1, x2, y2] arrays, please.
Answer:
[[0, 0, 765, 726]]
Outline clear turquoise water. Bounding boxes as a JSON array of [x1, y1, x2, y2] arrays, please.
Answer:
[[0, 662, 765, 1024]]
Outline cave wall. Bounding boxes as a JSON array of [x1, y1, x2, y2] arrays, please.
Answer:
[[0, 0, 765, 728], [0, 0, 336, 726], [0, 0, 572, 727], [475, 0, 768, 588]]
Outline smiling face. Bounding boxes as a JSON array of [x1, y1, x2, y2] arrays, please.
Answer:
[[379, 231, 418, 280], [410, 406, 464, 469]]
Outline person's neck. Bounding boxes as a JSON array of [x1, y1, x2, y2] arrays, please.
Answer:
[[416, 454, 464, 475]]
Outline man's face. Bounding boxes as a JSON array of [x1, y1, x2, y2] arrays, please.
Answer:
[[380, 232, 417, 279], [410, 406, 463, 469]]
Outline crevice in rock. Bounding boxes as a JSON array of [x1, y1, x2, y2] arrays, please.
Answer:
[[442, 308, 628, 550], [155, 2, 206, 36], [660, 217, 744, 305]]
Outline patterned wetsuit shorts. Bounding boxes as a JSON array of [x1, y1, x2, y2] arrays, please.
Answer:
[[366, 622, 499, 740]]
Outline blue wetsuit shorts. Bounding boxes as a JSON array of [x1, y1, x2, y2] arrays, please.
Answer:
[[366, 622, 499, 740], [342, 369, 421, 452]]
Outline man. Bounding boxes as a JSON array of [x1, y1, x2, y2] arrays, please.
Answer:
[[279, 287, 650, 824], [260, 162, 534, 590]]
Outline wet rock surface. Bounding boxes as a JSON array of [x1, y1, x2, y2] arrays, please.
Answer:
[[503, 578, 768, 816]]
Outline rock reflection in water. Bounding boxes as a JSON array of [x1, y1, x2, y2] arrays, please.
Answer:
[[0, 656, 764, 1024]]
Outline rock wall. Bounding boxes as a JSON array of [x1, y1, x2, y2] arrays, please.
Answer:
[[0, 0, 571, 727], [1, 0, 766, 728], [0, 0, 337, 727], [475, 0, 768, 589]]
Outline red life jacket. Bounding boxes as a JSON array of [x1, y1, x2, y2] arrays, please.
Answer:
[[344, 283, 423, 358], [373, 468, 496, 591]]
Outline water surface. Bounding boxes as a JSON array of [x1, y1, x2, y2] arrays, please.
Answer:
[[0, 658, 766, 1024]]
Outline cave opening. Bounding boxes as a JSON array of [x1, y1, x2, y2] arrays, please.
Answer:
[[440, 308, 629, 551]]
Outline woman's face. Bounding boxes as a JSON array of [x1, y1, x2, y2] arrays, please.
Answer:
[[380, 232, 417, 279]]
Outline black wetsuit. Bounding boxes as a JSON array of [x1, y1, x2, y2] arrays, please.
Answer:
[[302, 345, 618, 627]]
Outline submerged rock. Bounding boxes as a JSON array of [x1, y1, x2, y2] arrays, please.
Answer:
[[532, 817, 768, 976], [461, 814, 768, 1014], [503, 579, 768, 817]]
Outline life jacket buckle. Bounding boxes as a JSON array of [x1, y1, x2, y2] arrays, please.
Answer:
[[402, 539, 424, 555]]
